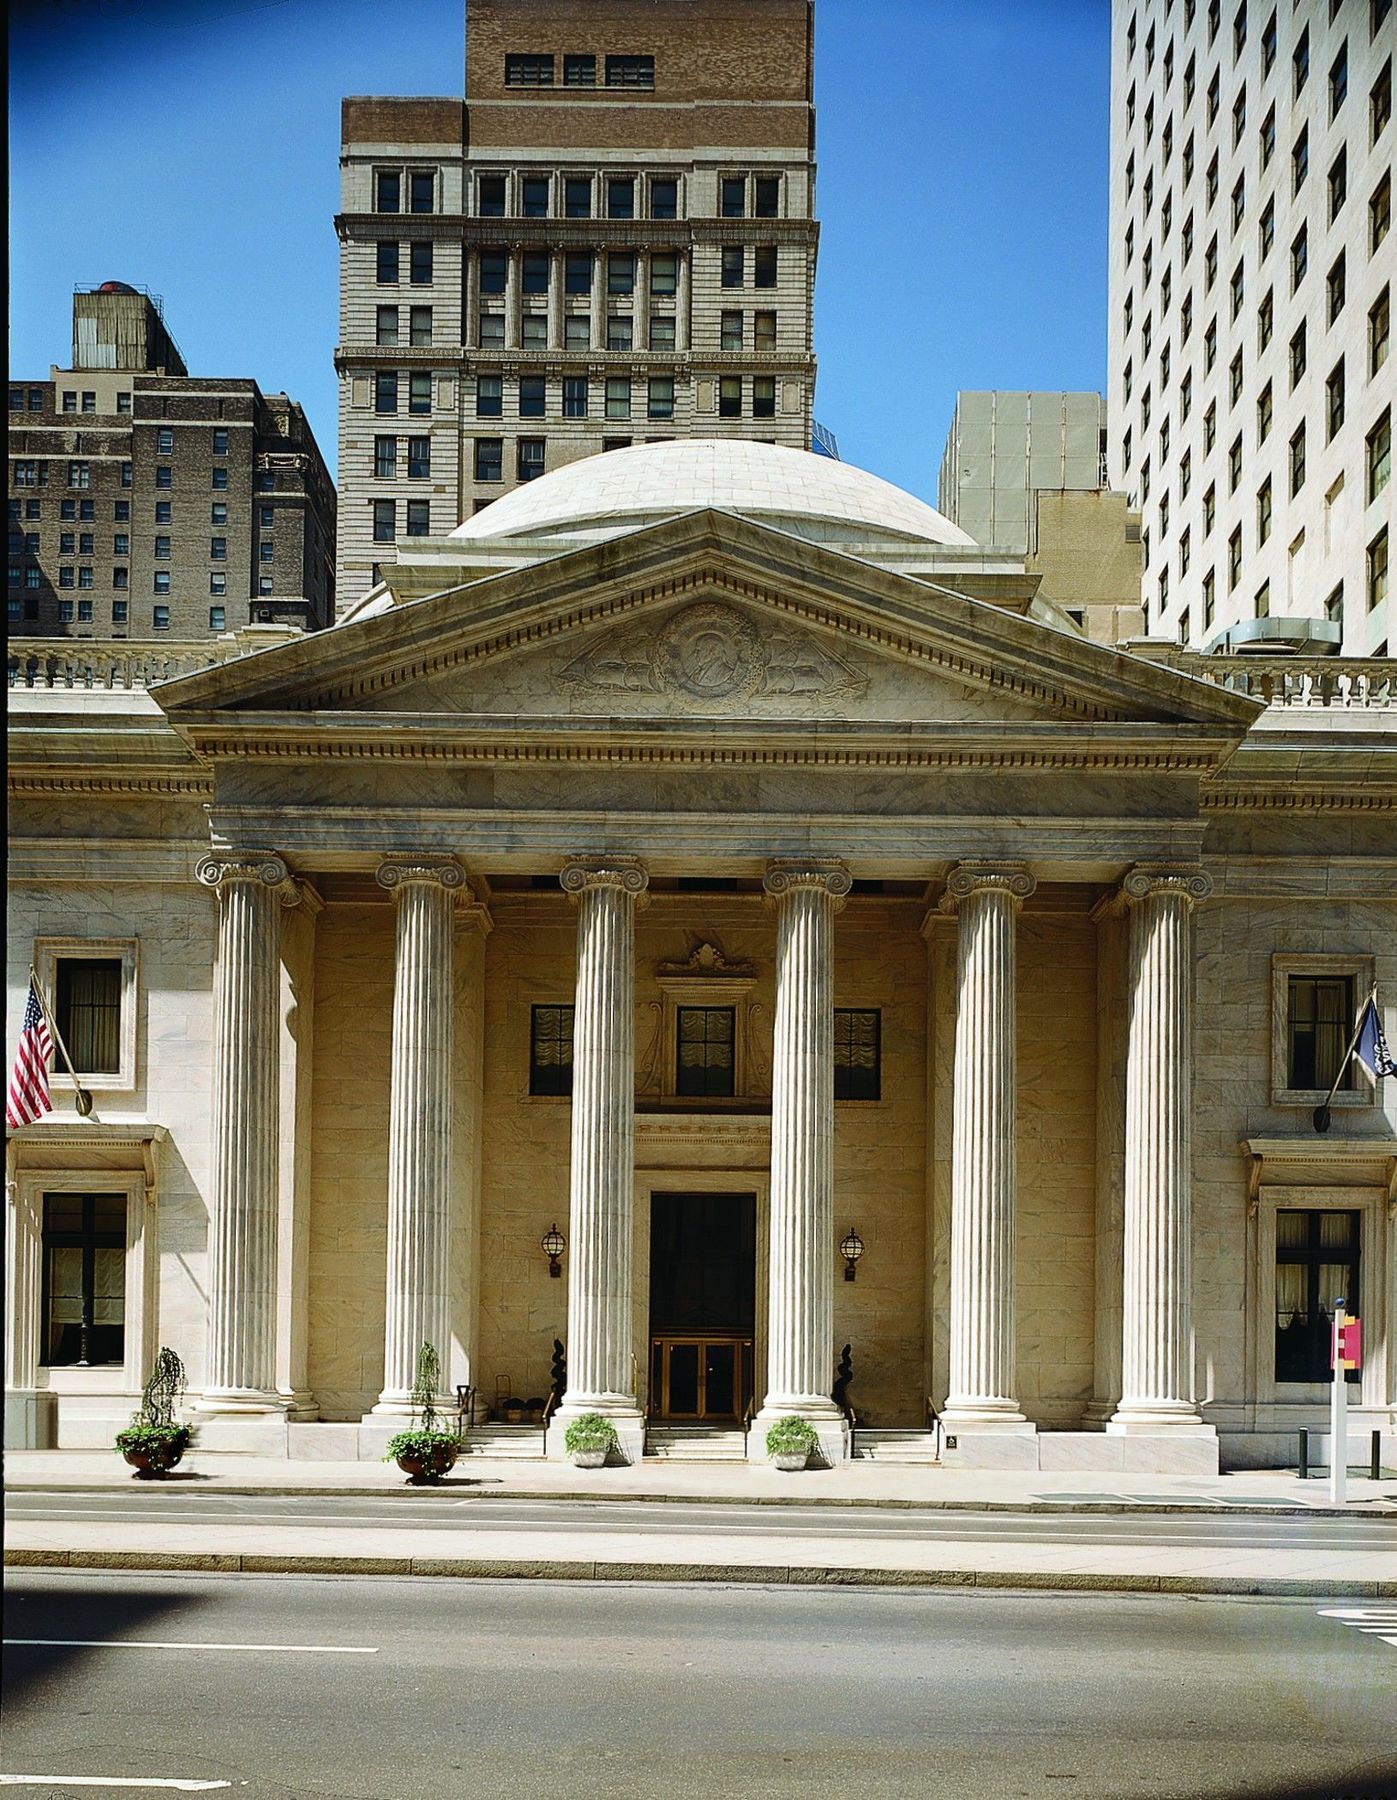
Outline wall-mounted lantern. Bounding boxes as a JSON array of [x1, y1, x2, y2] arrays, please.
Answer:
[[840, 1226, 864, 1282], [541, 1222, 566, 1279]]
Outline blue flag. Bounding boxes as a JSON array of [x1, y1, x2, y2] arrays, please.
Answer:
[[1354, 995, 1397, 1082]]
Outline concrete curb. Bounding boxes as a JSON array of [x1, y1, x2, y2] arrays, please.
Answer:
[[6, 1546, 1393, 1597], [7, 1480, 1392, 1520]]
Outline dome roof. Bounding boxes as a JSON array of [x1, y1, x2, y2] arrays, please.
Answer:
[[448, 438, 975, 550]]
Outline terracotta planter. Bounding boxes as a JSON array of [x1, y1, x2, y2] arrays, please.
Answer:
[[569, 1447, 608, 1469], [396, 1444, 458, 1485], [771, 1451, 810, 1472], [122, 1443, 186, 1479]]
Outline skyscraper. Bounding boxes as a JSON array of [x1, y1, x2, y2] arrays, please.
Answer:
[[335, 0, 819, 611], [1107, 0, 1392, 654]]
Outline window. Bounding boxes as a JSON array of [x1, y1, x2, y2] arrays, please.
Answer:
[[409, 170, 434, 214], [1292, 124, 1309, 193], [675, 1007, 735, 1098], [1371, 526, 1390, 612], [154, 535, 171, 561], [211, 427, 228, 456], [1259, 198, 1275, 259], [1330, 42, 1348, 117], [563, 376, 589, 419], [68, 462, 90, 490], [529, 1005, 573, 1096], [605, 376, 632, 420], [152, 601, 170, 624], [258, 575, 273, 595], [1207, 70, 1220, 125], [564, 54, 595, 87], [564, 175, 591, 218], [155, 500, 172, 525], [210, 533, 228, 561], [564, 252, 592, 296], [1373, 58, 1392, 140], [607, 314, 633, 351], [565, 316, 591, 350], [721, 246, 744, 289], [112, 594, 127, 615], [408, 372, 431, 415], [1275, 1210, 1360, 1384], [62, 390, 77, 413], [721, 310, 743, 352], [1257, 381, 1273, 442], [754, 177, 779, 218], [1228, 524, 1242, 588], [1261, 8, 1276, 74], [1372, 173, 1392, 253], [261, 506, 273, 528], [156, 427, 173, 455], [1329, 147, 1348, 222], [1327, 254, 1347, 327], [405, 500, 430, 536], [409, 306, 433, 347], [1257, 476, 1272, 545], [372, 499, 395, 543], [517, 438, 545, 482], [479, 251, 506, 295], [1291, 224, 1307, 289], [718, 377, 742, 419], [1203, 569, 1216, 626], [375, 371, 399, 415], [1180, 525, 1191, 575], [1230, 261, 1244, 318], [752, 376, 776, 419], [505, 53, 554, 86], [121, 462, 132, 489], [41, 1193, 126, 1367], [409, 241, 432, 285], [647, 376, 674, 420], [650, 252, 678, 296], [374, 435, 397, 478], [1229, 350, 1244, 405], [607, 176, 635, 220], [605, 55, 654, 88], [519, 376, 546, 419], [1372, 287, 1391, 375], [754, 245, 777, 288], [114, 533, 129, 555], [1326, 359, 1345, 439], [1232, 85, 1246, 147], [1325, 582, 1344, 627], [114, 501, 129, 521], [478, 176, 506, 218], [650, 177, 678, 220], [721, 175, 746, 218], [376, 241, 399, 284], [375, 169, 401, 214], [13, 460, 41, 488], [754, 310, 777, 353], [1294, 24, 1310, 96], [649, 314, 676, 352], [474, 439, 503, 483], [1290, 321, 1307, 387], [1205, 234, 1218, 289], [608, 253, 636, 295], [77, 570, 93, 592], [833, 1009, 881, 1101], [408, 436, 431, 480], [522, 313, 548, 349], [1290, 423, 1306, 495], [211, 467, 228, 491], [209, 603, 225, 628], [521, 175, 548, 218]]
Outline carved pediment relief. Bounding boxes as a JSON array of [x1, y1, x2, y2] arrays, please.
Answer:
[[655, 938, 757, 979]]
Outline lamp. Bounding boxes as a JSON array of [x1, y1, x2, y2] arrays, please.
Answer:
[[839, 1226, 864, 1282], [541, 1222, 566, 1279]]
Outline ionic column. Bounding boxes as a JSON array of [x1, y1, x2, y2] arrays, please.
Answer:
[[462, 252, 479, 350], [589, 247, 605, 350], [547, 249, 564, 348], [940, 862, 1035, 1430], [751, 859, 851, 1461], [634, 251, 651, 357], [195, 854, 297, 1412], [371, 856, 466, 1413], [676, 252, 691, 353], [1110, 866, 1213, 1432], [551, 857, 649, 1459]]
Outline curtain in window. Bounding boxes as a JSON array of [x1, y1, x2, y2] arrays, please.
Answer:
[[1275, 1260, 1307, 1327], [1311, 980, 1348, 1088], [678, 1009, 733, 1072], [48, 1247, 84, 1326], [64, 962, 121, 1073], [92, 1246, 126, 1325], [836, 1012, 879, 1069]]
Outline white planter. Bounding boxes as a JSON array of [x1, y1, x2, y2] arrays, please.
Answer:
[[569, 1446, 609, 1468], [772, 1450, 810, 1471]]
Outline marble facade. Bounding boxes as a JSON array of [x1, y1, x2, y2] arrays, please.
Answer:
[[7, 442, 1396, 1471]]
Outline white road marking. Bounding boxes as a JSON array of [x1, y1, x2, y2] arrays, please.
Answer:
[[3, 1638, 375, 1655], [0, 1780, 235, 1791], [1316, 1607, 1397, 1654]]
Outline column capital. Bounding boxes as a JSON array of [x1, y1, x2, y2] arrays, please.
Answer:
[[1120, 864, 1214, 908], [560, 856, 650, 900], [375, 855, 468, 896], [196, 853, 297, 903], [762, 859, 852, 906], [939, 861, 1036, 913]]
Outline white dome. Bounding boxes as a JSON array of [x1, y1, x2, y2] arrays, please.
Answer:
[[447, 438, 975, 550]]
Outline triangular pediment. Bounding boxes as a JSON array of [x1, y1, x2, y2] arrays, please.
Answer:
[[154, 509, 1261, 751]]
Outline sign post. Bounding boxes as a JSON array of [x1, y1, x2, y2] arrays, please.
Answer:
[[1329, 1299, 1362, 1505]]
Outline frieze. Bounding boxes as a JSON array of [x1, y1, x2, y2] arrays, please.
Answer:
[[557, 599, 867, 709]]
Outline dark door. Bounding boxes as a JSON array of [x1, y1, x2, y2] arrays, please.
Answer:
[[648, 1193, 755, 1421]]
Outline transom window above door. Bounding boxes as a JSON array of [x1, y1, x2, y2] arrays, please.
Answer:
[[675, 1006, 735, 1097]]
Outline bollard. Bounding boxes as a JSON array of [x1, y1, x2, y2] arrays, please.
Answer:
[[1372, 1429, 1382, 1481], [1298, 1428, 1309, 1480]]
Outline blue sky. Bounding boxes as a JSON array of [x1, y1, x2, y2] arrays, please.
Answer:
[[9, 0, 1110, 500]]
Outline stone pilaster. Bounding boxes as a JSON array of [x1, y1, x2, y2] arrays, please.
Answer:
[[1110, 865, 1215, 1435], [550, 857, 649, 1461], [194, 853, 297, 1413], [750, 859, 852, 1464], [3, 1156, 54, 1448], [371, 856, 467, 1414], [940, 862, 1036, 1436]]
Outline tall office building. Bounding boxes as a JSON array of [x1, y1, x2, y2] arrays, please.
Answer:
[[8, 285, 336, 641], [937, 391, 1109, 550], [1107, 0, 1393, 654], [336, 0, 819, 610]]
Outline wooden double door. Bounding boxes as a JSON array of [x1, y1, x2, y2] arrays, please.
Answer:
[[648, 1192, 756, 1422]]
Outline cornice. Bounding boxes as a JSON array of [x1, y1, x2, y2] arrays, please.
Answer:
[[1201, 785, 1396, 812], [8, 771, 214, 799]]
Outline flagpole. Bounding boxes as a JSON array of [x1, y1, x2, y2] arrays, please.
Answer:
[[1312, 980, 1379, 1134], [27, 965, 94, 1118]]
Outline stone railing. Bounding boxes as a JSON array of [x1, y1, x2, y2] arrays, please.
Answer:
[[1129, 647, 1396, 710], [7, 626, 304, 693]]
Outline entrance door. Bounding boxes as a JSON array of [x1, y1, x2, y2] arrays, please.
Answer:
[[648, 1192, 755, 1422]]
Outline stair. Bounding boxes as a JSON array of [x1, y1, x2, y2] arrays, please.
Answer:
[[645, 1425, 748, 1461], [459, 1423, 547, 1459], [851, 1428, 942, 1465]]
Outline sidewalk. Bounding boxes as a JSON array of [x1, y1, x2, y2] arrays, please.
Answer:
[[6, 1451, 1396, 1597]]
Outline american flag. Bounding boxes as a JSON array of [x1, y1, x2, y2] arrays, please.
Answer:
[[6, 979, 54, 1128]]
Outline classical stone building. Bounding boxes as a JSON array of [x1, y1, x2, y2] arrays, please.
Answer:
[[6, 440, 1395, 1472]]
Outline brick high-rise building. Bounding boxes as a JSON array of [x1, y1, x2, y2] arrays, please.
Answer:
[[336, 0, 819, 611], [1107, 0, 1393, 655], [8, 285, 336, 641]]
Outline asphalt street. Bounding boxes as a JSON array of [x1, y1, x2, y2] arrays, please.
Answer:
[[3, 1571, 1395, 1799], [7, 1488, 1397, 1552]]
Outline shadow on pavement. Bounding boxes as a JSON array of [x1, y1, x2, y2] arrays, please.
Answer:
[[2, 1580, 203, 1709]]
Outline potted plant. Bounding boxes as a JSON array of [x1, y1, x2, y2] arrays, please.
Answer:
[[383, 1343, 463, 1485], [765, 1416, 818, 1472], [563, 1412, 617, 1469], [116, 1347, 194, 1479]]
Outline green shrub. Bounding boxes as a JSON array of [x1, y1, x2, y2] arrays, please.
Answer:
[[563, 1412, 618, 1454], [115, 1347, 193, 1470], [115, 1421, 193, 1469], [765, 1416, 818, 1457], [383, 1427, 462, 1464]]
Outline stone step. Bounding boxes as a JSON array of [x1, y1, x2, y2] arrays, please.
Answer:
[[852, 1430, 942, 1464], [645, 1428, 748, 1461], [460, 1425, 547, 1459]]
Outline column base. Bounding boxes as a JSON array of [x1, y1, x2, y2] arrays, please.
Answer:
[[939, 1398, 1032, 1430], [748, 1401, 850, 1466], [193, 1387, 289, 1416], [547, 1399, 644, 1466], [1106, 1405, 1214, 1433], [1079, 1398, 1119, 1428], [4, 1388, 58, 1450], [367, 1389, 456, 1420]]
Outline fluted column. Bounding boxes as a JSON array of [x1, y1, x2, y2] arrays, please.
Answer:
[[940, 862, 1035, 1429], [751, 859, 851, 1458], [195, 853, 296, 1412], [372, 856, 466, 1414], [1110, 865, 1213, 1432], [552, 857, 649, 1456]]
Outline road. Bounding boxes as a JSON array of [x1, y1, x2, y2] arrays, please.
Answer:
[[3, 1571, 1395, 1799], [8, 1488, 1397, 1552]]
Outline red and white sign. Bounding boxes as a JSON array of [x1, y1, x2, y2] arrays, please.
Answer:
[[1332, 1318, 1362, 1372]]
